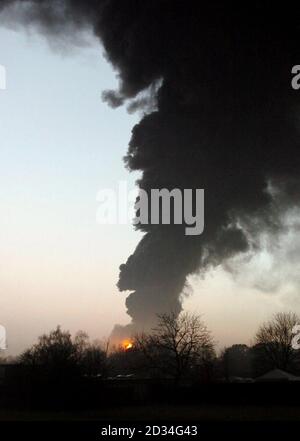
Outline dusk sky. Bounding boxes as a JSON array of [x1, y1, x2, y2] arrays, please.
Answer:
[[0, 25, 299, 355]]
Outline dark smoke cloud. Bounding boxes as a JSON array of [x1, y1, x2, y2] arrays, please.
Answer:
[[1, 1, 300, 337]]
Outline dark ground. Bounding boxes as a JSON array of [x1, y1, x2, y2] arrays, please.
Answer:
[[1, 403, 300, 421]]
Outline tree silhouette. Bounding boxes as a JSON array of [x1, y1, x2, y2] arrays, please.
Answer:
[[254, 312, 300, 372], [135, 312, 215, 382], [20, 326, 107, 379], [221, 344, 252, 379]]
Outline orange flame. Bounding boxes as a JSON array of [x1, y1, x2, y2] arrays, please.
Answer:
[[122, 339, 133, 350]]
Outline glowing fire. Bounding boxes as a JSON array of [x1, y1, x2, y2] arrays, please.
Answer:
[[122, 340, 133, 350]]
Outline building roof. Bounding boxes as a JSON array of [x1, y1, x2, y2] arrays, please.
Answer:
[[255, 369, 300, 382]]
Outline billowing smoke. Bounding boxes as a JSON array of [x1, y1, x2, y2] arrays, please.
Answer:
[[1, 1, 300, 338]]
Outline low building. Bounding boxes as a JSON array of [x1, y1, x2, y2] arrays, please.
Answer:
[[255, 369, 300, 382]]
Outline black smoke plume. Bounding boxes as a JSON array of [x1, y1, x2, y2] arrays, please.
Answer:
[[1, 1, 300, 337]]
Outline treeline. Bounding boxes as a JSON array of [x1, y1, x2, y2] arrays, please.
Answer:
[[1, 311, 300, 382]]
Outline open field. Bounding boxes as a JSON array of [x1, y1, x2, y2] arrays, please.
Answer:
[[0, 404, 300, 421]]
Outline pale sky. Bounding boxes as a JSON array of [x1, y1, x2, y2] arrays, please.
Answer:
[[0, 27, 299, 355]]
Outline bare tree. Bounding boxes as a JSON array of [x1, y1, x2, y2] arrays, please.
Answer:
[[135, 312, 215, 382], [254, 312, 300, 371]]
